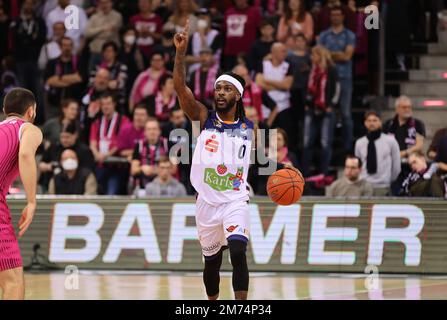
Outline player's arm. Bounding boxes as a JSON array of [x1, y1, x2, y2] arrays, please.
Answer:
[[173, 20, 208, 127], [18, 124, 43, 237]]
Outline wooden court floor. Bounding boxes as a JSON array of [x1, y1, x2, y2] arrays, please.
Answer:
[[16, 271, 447, 300]]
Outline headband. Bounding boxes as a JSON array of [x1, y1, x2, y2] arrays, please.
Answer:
[[214, 74, 244, 96]]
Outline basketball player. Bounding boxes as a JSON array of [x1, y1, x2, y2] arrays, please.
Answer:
[[0, 88, 43, 300], [173, 21, 298, 300]]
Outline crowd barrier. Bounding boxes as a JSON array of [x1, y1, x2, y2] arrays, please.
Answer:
[[7, 196, 447, 273]]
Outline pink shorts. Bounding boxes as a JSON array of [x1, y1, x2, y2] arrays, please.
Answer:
[[0, 200, 23, 271]]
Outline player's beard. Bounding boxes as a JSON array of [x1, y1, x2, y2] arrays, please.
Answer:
[[215, 96, 236, 114]]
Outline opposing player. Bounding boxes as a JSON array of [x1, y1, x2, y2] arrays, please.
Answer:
[[0, 88, 43, 300], [173, 21, 297, 300]]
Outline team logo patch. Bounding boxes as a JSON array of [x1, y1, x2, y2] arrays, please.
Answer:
[[204, 134, 219, 153], [204, 166, 244, 192], [212, 119, 222, 128], [226, 225, 239, 233]]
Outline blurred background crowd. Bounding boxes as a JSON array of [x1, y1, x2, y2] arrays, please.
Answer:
[[1, 0, 447, 198]]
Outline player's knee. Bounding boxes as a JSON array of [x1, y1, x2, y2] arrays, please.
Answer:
[[204, 250, 223, 268], [228, 238, 247, 264]]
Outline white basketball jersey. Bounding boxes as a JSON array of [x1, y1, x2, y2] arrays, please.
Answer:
[[191, 111, 254, 206]]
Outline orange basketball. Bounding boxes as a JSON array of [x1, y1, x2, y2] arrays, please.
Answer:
[[267, 169, 305, 205]]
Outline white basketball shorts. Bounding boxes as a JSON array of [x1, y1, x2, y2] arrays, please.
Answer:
[[195, 196, 250, 258]]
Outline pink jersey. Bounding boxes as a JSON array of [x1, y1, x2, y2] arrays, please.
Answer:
[[0, 118, 26, 200], [0, 117, 26, 271]]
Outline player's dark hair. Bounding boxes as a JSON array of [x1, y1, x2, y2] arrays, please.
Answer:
[[3, 87, 36, 116], [223, 72, 246, 121]]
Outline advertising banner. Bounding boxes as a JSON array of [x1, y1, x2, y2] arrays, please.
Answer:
[[7, 197, 447, 273]]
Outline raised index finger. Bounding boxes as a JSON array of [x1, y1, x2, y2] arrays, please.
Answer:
[[183, 19, 190, 35]]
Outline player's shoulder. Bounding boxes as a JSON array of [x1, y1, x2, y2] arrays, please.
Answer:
[[21, 123, 43, 140]]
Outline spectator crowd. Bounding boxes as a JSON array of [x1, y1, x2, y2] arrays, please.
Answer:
[[0, 0, 446, 198]]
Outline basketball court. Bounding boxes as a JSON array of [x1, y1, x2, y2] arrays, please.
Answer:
[[22, 271, 447, 300]]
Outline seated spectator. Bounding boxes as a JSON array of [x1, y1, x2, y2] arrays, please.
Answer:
[[427, 126, 447, 161], [89, 92, 131, 195], [38, 21, 65, 72], [301, 46, 339, 178], [39, 121, 95, 192], [384, 96, 426, 162], [383, 95, 426, 195], [400, 151, 445, 197], [44, 36, 82, 119], [355, 111, 401, 196], [185, 8, 222, 76], [188, 47, 219, 110], [269, 128, 299, 167], [131, 118, 169, 191], [277, 0, 314, 43], [139, 156, 187, 197], [117, 104, 150, 159], [314, 0, 357, 35], [88, 41, 128, 109], [326, 155, 373, 197], [140, 73, 177, 122], [222, 0, 261, 70], [118, 27, 146, 99], [46, 0, 87, 52], [255, 42, 294, 130], [153, 30, 176, 72], [42, 99, 79, 147], [286, 33, 311, 125], [129, 0, 163, 57], [233, 64, 278, 127], [129, 51, 167, 112], [163, 0, 198, 34], [48, 149, 98, 195], [84, 0, 123, 69]]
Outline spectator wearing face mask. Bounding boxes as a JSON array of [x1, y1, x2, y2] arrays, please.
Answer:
[[39, 121, 95, 192], [185, 8, 222, 76], [48, 149, 98, 195], [118, 27, 146, 99]]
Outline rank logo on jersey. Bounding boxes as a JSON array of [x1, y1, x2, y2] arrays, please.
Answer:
[[204, 134, 219, 153]]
